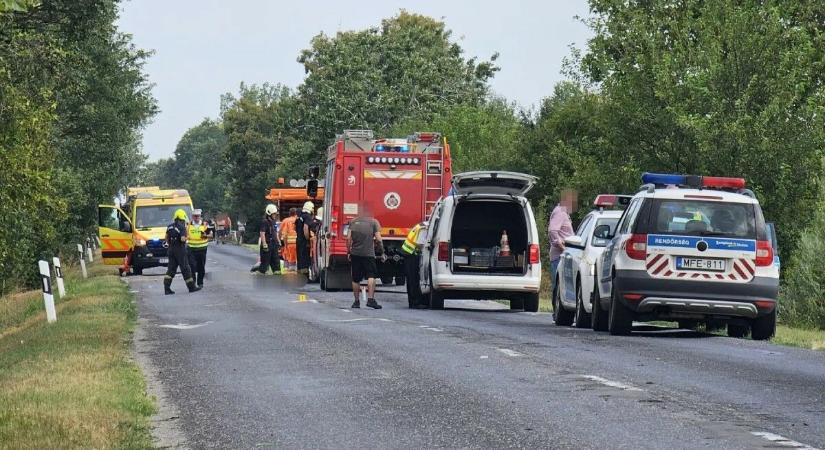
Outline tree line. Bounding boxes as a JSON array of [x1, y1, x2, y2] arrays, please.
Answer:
[[151, 4, 825, 328], [0, 0, 155, 293]]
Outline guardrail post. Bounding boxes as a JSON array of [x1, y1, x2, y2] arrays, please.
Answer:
[[78, 244, 88, 279], [52, 256, 66, 298], [38, 260, 57, 323]]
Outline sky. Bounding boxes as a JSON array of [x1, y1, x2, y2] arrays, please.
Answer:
[[116, 0, 593, 161]]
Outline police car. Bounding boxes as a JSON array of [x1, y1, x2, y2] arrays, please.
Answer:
[[596, 173, 779, 340], [553, 195, 629, 328]]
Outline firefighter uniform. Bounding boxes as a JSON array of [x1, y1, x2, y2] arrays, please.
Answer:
[[401, 223, 424, 308], [188, 211, 210, 287], [296, 201, 314, 275], [257, 204, 280, 274], [164, 209, 200, 294]]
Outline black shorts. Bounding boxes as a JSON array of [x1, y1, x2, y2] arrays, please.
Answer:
[[350, 255, 378, 283]]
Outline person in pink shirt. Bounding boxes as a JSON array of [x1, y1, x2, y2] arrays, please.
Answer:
[[548, 189, 577, 282]]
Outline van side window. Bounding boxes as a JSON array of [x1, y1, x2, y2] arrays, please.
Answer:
[[618, 199, 641, 235]]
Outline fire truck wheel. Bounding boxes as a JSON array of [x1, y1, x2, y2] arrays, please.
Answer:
[[394, 275, 406, 286]]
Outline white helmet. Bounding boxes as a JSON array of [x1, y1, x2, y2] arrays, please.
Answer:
[[192, 208, 202, 216], [315, 206, 324, 220], [265, 204, 278, 216], [302, 201, 315, 213]]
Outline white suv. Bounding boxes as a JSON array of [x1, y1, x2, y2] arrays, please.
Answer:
[[553, 195, 628, 328], [596, 173, 779, 339], [419, 171, 542, 311]]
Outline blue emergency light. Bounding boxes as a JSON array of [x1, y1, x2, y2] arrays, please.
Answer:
[[641, 172, 746, 189]]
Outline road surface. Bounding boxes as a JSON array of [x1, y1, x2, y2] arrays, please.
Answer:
[[129, 244, 825, 449]]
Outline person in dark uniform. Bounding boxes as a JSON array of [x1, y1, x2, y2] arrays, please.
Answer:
[[296, 201, 315, 276], [256, 203, 280, 274], [164, 209, 201, 295], [187, 209, 211, 287]]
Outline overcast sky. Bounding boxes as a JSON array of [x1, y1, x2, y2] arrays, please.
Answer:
[[117, 0, 593, 161]]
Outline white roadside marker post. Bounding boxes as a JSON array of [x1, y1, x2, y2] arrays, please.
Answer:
[[38, 260, 57, 323], [78, 243, 88, 279], [86, 242, 93, 262], [52, 257, 66, 298]]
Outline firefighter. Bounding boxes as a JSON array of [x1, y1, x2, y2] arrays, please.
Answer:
[[256, 203, 280, 274], [164, 209, 201, 294], [296, 201, 314, 276], [279, 208, 299, 271], [401, 221, 425, 308], [187, 209, 210, 287]]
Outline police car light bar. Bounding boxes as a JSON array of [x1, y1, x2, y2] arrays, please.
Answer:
[[593, 194, 632, 208], [641, 173, 745, 189]]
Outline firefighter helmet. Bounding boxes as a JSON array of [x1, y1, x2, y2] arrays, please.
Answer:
[[173, 209, 188, 221], [265, 204, 278, 216], [302, 201, 315, 213]]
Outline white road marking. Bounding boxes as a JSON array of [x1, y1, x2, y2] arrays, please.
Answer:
[[497, 348, 524, 357], [290, 299, 319, 303], [418, 325, 442, 332], [581, 375, 643, 392], [479, 355, 489, 359], [159, 321, 213, 330], [324, 318, 392, 323], [751, 431, 819, 450], [341, 309, 352, 313]]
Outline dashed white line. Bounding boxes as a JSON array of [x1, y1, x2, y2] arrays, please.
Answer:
[[418, 325, 442, 332], [497, 348, 524, 357], [159, 321, 213, 330], [323, 318, 392, 323], [751, 431, 819, 450], [581, 375, 643, 392], [479, 355, 489, 359]]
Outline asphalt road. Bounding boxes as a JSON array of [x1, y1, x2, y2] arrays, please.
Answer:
[[129, 243, 825, 450]]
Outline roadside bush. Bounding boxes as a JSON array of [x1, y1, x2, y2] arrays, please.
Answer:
[[780, 194, 825, 329]]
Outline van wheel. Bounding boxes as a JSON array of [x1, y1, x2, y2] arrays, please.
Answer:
[[608, 285, 633, 336], [750, 310, 776, 340], [509, 297, 524, 310], [395, 275, 406, 286], [574, 283, 591, 328], [727, 323, 749, 338], [523, 293, 539, 313], [429, 289, 444, 310], [552, 276, 573, 326]]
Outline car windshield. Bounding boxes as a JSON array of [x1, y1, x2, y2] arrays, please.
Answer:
[[134, 205, 191, 228], [651, 199, 755, 238]]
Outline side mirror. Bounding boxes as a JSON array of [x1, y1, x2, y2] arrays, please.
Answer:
[[306, 179, 319, 198], [593, 224, 611, 239], [564, 235, 584, 248]]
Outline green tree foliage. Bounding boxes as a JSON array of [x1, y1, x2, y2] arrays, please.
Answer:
[[0, 0, 155, 292]]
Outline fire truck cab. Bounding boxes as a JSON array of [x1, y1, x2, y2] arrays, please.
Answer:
[[316, 130, 452, 291]]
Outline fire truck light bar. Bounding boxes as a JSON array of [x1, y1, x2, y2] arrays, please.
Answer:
[[367, 156, 421, 165]]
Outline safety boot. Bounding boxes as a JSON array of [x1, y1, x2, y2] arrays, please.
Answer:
[[186, 279, 201, 293], [163, 278, 175, 295]]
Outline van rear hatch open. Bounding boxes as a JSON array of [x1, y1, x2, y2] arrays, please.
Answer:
[[451, 171, 536, 197]]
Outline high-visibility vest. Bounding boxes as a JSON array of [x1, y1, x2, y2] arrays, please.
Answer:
[[188, 222, 209, 249], [401, 224, 422, 255]]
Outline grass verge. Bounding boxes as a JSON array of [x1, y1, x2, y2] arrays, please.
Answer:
[[0, 258, 154, 449]]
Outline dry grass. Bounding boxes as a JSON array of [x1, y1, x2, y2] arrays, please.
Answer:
[[0, 258, 154, 449]]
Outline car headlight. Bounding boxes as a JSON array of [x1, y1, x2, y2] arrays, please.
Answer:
[[136, 239, 147, 246]]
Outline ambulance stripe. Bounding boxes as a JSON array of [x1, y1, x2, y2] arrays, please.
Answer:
[[646, 254, 664, 269]]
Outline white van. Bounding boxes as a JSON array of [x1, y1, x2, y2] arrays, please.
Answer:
[[418, 171, 542, 311]]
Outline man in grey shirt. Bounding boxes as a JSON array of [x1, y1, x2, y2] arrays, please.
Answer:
[[347, 202, 384, 309]]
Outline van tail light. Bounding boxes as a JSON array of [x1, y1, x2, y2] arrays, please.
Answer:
[[529, 244, 540, 264], [438, 241, 449, 261], [625, 234, 648, 260], [755, 240, 773, 267]]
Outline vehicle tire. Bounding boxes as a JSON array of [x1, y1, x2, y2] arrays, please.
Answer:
[[510, 296, 524, 310], [750, 310, 776, 341], [608, 284, 633, 336], [552, 276, 574, 326], [380, 275, 394, 285], [319, 268, 326, 291], [705, 318, 725, 332], [591, 275, 608, 331], [132, 266, 143, 276], [523, 292, 540, 313], [678, 320, 699, 330], [395, 275, 406, 286], [429, 289, 444, 310], [574, 282, 591, 328], [727, 322, 749, 338]]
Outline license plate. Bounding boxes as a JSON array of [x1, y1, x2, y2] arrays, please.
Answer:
[[158, 258, 168, 264], [676, 257, 725, 272]]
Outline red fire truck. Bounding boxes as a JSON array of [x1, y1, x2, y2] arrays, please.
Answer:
[[313, 130, 452, 291]]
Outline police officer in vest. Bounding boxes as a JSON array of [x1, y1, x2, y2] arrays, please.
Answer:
[[401, 221, 426, 308], [187, 209, 211, 287], [164, 209, 201, 294]]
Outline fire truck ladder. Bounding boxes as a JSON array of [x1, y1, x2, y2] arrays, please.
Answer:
[[424, 149, 445, 219]]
